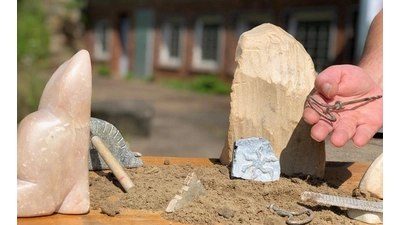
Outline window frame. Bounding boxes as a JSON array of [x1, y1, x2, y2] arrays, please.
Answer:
[[287, 10, 337, 72], [159, 18, 185, 68], [343, 5, 360, 64], [236, 12, 272, 38], [192, 16, 224, 71], [94, 19, 112, 61]]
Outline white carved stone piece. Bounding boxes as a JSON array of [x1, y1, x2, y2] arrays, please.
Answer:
[[219, 23, 325, 177], [17, 50, 92, 217], [358, 153, 383, 199], [347, 209, 383, 224], [231, 137, 280, 182], [165, 172, 207, 213]]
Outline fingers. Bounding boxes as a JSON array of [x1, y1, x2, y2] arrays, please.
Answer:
[[352, 115, 382, 147], [329, 117, 358, 147], [310, 116, 358, 147], [303, 89, 333, 125], [309, 121, 333, 142], [304, 64, 382, 147], [302, 107, 320, 125], [310, 115, 380, 148], [352, 128, 375, 147]]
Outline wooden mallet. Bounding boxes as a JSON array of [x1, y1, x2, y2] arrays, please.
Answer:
[[91, 135, 135, 193]]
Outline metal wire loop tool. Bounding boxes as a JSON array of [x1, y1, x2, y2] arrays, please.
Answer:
[[268, 204, 314, 225], [306, 88, 382, 122]]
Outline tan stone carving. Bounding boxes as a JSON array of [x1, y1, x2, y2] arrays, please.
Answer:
[[219, 24, 325, 177], [358, 153, 383, 199], [17, 50, 92, 217]]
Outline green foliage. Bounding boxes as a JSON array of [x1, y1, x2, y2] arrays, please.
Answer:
[[124, 72, 155, 83], [17, 0, 50, 65], [97, 64, 111, 77], [162, 78, 188, 91], [62, 0, 86, 10], [124, 71, 135, 80], [17, 0, 51, 122], [142, 74, 155, 83], [17, 68, 48, 123], [188, 74, 231, 95], [17, 0, 87, 123], [162, 74, 231, 95], [61, 0, 89, 26]]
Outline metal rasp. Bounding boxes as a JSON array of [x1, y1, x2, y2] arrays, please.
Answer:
[[300, 191, 383, 213], [89, 117, 143, 171]]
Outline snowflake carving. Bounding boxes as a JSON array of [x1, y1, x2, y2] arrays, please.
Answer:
[[240, 145, 277, 180]]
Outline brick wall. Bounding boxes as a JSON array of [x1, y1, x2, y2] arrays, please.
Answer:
[[84, 0, 360, 81]]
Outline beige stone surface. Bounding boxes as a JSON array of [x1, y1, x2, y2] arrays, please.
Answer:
[[17, 50, 92, 217], [347, 209, 383, 224], [358, 153, 383, 199], [219, 23, 325, 177]]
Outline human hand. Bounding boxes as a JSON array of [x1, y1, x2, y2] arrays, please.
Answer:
[[303, 65, 383, 147]]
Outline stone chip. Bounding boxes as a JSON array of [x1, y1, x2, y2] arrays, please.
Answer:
[[165, 172, 207, 213]]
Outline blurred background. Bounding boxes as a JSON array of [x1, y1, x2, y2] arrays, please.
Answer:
[[17, 0, 383, 160]]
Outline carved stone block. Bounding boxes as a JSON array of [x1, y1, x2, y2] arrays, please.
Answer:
[[231, 137, 280, 182], [219, 23, 325, 177]]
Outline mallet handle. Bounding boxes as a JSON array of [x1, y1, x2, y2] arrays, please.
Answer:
[[91, 135, 134, 193]]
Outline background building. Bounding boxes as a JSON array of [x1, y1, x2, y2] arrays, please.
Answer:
[[83, 0, 365, 81]]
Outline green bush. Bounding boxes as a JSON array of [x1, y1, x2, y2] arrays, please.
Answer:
[[162, 78, 188, 91], [162, 74, 231, 95], [17, 0, 50, 65], [17, 0, 51, 122], [17, 68, 48, 123], [124, 71, 135, 80], [98, 64, 111, 76], [188, 74, 231, 94]]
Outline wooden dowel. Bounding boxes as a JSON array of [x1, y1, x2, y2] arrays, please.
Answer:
[[91, 135, 134, 193]]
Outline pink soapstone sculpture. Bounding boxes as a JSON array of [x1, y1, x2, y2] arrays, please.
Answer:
[[17, 50, 92, 217]]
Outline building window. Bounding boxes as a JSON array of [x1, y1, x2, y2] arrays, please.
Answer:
[[236, 13, 272, 38], [94, 20, 112, 61], [193, 16, 223, 71], [288, 11, 336, 72], [343, 6, 359, 64], [296, 21, 330, 72], [159, 19, 184, 68]]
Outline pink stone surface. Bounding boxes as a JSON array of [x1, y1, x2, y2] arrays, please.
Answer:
[[17, 50, 92, 217]]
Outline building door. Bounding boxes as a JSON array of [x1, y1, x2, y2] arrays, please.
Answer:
[[133, 9, 154, 79], [119, 14, 129, 77]]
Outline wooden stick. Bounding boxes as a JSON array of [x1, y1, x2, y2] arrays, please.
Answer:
[[91, 135, 135, 193]]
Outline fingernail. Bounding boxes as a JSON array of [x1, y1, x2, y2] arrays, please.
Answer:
[[322, 83, 332, 98]]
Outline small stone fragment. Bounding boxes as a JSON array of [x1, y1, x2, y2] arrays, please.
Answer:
[[164, 159, 170, 165], [290, 177, 302, 184], [218, 207, 235, 218], [165, 172, 207, 213], [231, 137, 280, 182], [100, 200, 121, 217]]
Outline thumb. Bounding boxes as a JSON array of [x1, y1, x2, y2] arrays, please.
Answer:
[[321, 83, 333, 98], [314, 65, 343, 99], [315, 79, 338, 99]]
